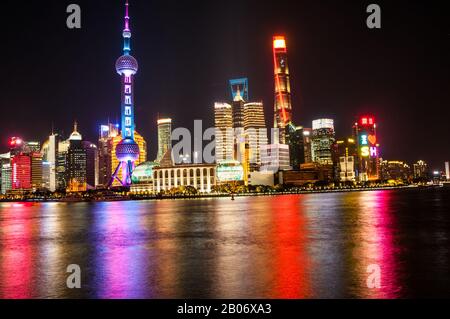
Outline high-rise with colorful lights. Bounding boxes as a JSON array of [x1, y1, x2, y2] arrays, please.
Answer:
[[110, 0, 140, 187], [353, 115, 380, 181], [273, 36, 293, 144]]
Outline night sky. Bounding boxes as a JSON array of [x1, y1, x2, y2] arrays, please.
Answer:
[[1, 0, 449, 169]]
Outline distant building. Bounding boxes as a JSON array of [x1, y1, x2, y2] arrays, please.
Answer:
[[25, 141, 41, 153], [98, 124, 119, 188], [157, 118, 172, 162], [67, 123, 87, 192], [445, 162, 450, 181], [232, 88, 246, 130], [260, 144, 291, 172], [353, 116, 380, 181], [214, 102, 234, 163], [130, 153, 217, 194], [229, 78, 249, 102], [302, 128, 312, 163], [243, 102, 268, 171], [279, 163, 334, 186], [57, 139, 70, 191], [0, 153, 12, 194], [333, 138, 357, 182], [46, 134, 59, 192], [285, 123, 305, 170], [31, 152, 43, 190], [413, 160, 428, 180], [311, 119, 335, 165], [11, 153, 31, 190], [83, 141, 99, 189], [380, 160, 411, 181]]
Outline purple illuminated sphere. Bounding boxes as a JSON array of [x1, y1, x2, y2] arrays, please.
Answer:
[[116, 55, 138, 75], [116, 139, 140, 162]]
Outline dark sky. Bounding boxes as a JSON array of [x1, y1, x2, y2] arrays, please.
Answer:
[[1, 0, 449, 169]]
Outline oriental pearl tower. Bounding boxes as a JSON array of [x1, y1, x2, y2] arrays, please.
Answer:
[[110, 0, 140, 187]]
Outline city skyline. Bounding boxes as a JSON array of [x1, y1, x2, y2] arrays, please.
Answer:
[[1, 0, 449, 169]]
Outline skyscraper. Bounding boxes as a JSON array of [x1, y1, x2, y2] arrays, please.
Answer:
[[47, 133, 59, 192], [273, 36, 293, 144], [57, 139, 70, 191], [353, 116, 380, 181], [303, 128, 312, 163], [445, 161, 449, 180], [333, 138, 357, 182], [285, 123, 305, 170], [311, 119, 335, 165], [232, 88, 246, 130], [83, 141, 98, 189], [67, 122, 87, 192], [214, 102, 233, 163], [413, 160, 428, 180], [31, 152, 43, 189], [243, 102, 268, 170], [157, 118, 172, 161], [1, 153, 12, 194], [229, 78, 249, 102], [98, 124, 119, 187], [11, 154, 31, 190], [111, 0, 140, 187]]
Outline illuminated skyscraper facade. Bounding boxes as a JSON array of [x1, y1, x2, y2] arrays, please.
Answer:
[[57, 139, 70, 191], [31, 152, 43, 189], [11, 154, 31, 190], [214, 102, 234, 163], [67, 123, 87, 192], [157, 118, 172, 161], [0, 153, 12, 194], [273, 36, 293, 144], [302, 128, 312, 163], [243, 102, 268, 170], [111, 0, 140, 187], [353, 116, 380, 181], [98, 124, 119, 187], [311, 119, 335, 165]]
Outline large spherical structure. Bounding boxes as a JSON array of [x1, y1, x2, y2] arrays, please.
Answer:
[[116, 138, 140, 162], [116, 54, 138, 76]]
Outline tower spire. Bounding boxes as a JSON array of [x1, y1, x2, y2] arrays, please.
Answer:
[[124, 0, 130, 32], [122, 0, 132, 55]]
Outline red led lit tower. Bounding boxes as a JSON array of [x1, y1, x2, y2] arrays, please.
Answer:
[[273, 36, 293, 144]]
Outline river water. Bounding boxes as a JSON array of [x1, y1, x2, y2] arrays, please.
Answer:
[[0, 188, 449, 299]]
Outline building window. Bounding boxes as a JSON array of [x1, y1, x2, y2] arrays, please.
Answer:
[[125, 117, 132, 126], [125, 96, 132, 105], [124, 76, 131, 84], [125, 128, 132, 137], [125, 85, 132, 94], [125, 106, 132, 116]]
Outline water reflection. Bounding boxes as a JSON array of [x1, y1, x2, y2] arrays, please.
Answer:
[[0, 189, 449, 298], [0, 203, 36, 298], [91, 202, 150, 299]]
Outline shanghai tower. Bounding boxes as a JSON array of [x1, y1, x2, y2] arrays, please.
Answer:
[[110, 0, 140, 187], [273, 36, 293, 144]]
